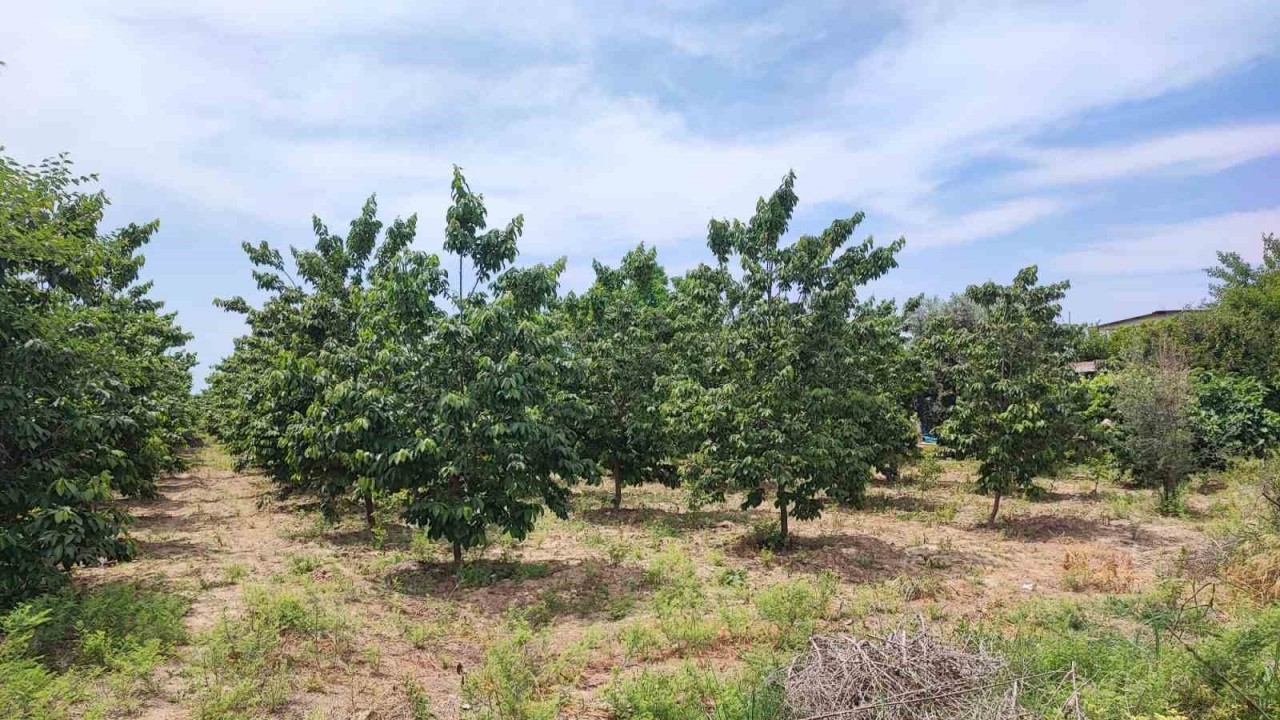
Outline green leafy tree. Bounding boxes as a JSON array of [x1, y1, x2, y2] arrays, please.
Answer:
[[560, 244, 676, 509], [208, 198, 417, 525], [1107, 233, 1279, 409], [902, 293, 987, 439], [1, 152, 194, 605], [936, 266, 1086, 525], [667, 171, 909, 543], [371, 168, 595, 567], [1189, 370, 1280, 468]]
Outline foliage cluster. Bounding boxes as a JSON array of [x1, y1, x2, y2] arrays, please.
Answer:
[[1, 153, 196, 605], [916, 267, 1087, 523], [205, 169, 918, 550]]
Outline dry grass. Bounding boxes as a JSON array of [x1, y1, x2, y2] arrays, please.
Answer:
[[1060, 547, 1137, 593]]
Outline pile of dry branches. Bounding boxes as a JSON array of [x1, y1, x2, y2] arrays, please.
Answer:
[[783, 629, 1042, 720]]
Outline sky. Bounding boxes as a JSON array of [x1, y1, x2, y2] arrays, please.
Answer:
[[3, 0, 1279, 388]]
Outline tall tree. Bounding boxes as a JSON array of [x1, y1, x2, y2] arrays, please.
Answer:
[[668, 171, 908, 544], [935, 266, 1086, 525], [209, 198, 416, 526], [372, 168, 595, 567], [560, 244, 676, 509]]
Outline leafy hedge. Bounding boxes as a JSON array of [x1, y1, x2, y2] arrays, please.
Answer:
[[1, 153, 196, 607], [1191, 370, 1280, 469]]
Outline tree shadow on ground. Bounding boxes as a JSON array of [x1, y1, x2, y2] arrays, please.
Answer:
[[117, 474, 227, 559], [728, 532, 981, 584], [1030, 488, 1099, 503], [384, 558, 648, 621], [132, 536, 215, 560], [857, 491, 947, 514], [323, 523, 417, 550], [996, 514, 1125, 543], [579, 506, 751, 531]]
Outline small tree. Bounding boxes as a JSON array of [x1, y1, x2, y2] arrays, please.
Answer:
[[374, 168, 595, 568], [667, 171, 908, 544], [560, 244, 676, 509], [210, 198, 416, 526], [1113, 343, 1196, 513], [937, 266, 1085, 525]]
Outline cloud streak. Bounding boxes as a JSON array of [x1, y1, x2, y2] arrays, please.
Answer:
[[1053, 208, 1280, 277], [2, 0, 1278, 382]]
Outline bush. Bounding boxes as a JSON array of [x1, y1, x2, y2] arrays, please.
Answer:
[[2, 153, 196, 607], [188, 584, 345, 718], [1191, 370, 1280, 469], [463, 621, 561, 720], [605, 659, 784, 720], [1112, 345, 1196, 513], [754, 576, 834, 648], [0, 583, 189, 720], [973, 596, 1280, 720]]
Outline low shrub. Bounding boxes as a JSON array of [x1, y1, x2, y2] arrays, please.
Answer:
[[605, 659, 784, 720], [753, 576, 834, 649], [0, 582, 189, 720], [970, 595, 1280, 720], [188, 584, 346, 719]]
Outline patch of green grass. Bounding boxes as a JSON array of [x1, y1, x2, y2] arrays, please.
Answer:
[[604, 656, 785, 720], [753, 575, 834, 648], [966, 594, 1280, 720], [845, 581, 904, 619], [186, 584, 348, 719], [619, 621, 663, 659], [223, 563, 248, 584], [463, 621, 562, 720], [0, 582, 189, 720], [287, 554, 323, 575], [403, 677, 435, 720]]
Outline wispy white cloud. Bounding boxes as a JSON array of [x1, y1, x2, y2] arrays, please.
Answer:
[[1052, 208, 1280, 276], [902, 197, 1068, 250], [2, 0, 1278, 380], [3, 0, 1276, 253], [1009, 124, 1280, 187]]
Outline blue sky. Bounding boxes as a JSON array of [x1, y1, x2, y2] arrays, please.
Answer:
[[3, 1, 1279, 387]]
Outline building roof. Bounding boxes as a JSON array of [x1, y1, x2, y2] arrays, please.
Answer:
[[1095, 308, 1203, 331]]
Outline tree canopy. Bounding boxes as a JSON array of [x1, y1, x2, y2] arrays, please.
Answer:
[[1, 153, 195, 606], [933, 266, 1086, 524], [667, 171, 912, 543], [560, 244, 677, 509]]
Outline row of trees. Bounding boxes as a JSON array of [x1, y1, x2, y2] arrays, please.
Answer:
[[909, 234, 1280, 514], [204, 169, 928, 561], [8, 148, 1270, 599], [216, 167, 1276, 556], [1, 154, 197, 606]]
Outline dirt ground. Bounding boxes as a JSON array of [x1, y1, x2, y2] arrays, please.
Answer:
[[77, 448, 1217, 719]]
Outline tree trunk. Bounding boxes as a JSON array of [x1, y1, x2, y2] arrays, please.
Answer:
[[612, 459, 624, 510], [987, 490, 1003, 527], [778, 497, 789, 543], [363, 493, 375, 529], [452, 541, 463, 571]]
